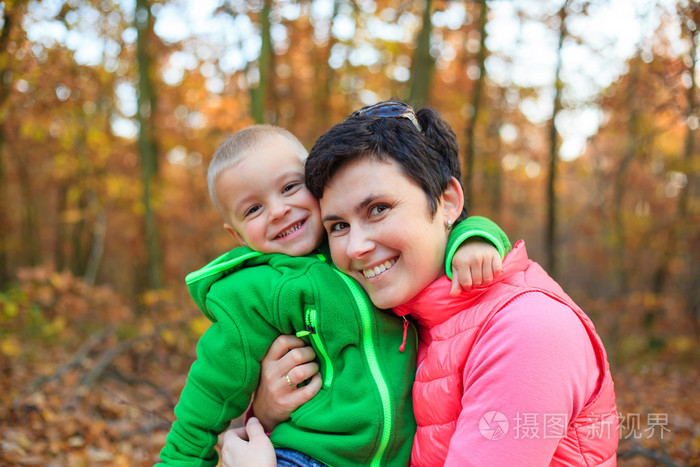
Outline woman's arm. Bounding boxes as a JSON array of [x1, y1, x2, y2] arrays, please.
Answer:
[[222, 418, 276, 467], [250, 335, 322, 432], [445, 293, 600, 465]]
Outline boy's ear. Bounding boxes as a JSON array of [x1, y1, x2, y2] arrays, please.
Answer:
[[442, 177, 465, 222], [224, 223, 247, 246]]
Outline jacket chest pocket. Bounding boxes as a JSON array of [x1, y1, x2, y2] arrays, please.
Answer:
[[296, 306, 334, 389]]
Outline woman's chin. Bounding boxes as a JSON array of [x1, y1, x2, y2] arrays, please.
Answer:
[[366, 290, 402, 311]]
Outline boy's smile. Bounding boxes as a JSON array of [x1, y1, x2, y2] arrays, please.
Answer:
[[216, 135, 324, 256]]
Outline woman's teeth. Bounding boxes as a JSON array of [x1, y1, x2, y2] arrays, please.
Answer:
[[363, 259, 397, 278], [277, 221, 303, 238]]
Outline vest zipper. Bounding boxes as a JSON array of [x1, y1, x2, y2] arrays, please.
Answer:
[[301, 307, 334, 389], [332, 270, 392, 467]]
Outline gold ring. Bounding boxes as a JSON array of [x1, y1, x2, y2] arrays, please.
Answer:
[[283, 374, 294, 387]]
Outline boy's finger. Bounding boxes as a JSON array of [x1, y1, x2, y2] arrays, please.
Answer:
[[450, 269, 462, 297], [470, 262, 483, 286], [482, 259, 494, 284], [458, 272, 473, 290], [492, 255, 503, 276]]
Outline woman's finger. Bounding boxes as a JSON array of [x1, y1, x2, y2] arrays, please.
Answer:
[[287, 373, 322, 407], [221, 418, 276, 467], [259, 337, 314, 389], [224, 425, 250, 443], [285, 361, 319, 387], [265, 334, 308, 361], [244, 417, 267, 440]]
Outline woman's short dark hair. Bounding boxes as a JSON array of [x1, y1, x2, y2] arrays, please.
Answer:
[[306, 102, 468, 222]]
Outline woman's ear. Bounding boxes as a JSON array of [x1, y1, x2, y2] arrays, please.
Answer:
[[224, 223, 247, 247], [441, 177, 465, 224]]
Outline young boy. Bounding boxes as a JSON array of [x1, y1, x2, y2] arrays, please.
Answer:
[[157, 125, 510, 466]]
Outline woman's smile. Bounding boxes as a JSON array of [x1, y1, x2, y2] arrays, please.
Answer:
[[360, 257, 398, 279]]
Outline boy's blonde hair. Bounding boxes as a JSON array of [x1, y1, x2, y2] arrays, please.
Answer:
[[208, 124, 308, 219]]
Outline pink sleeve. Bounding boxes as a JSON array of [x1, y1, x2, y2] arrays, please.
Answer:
[[444, 292, 600, 466]]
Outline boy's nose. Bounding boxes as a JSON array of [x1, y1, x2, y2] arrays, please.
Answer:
[[269, 201, 291, 220]]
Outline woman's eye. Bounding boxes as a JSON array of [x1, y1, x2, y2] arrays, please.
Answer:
[[328, 222, 349, 233], [369, 204, 390, 216]]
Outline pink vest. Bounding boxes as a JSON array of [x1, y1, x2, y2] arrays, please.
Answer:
[[394, 241, 619, 466]]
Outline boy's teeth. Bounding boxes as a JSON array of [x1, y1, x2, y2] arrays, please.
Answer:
[[363, 259, 396, 278], [277, 221, 302, 238]]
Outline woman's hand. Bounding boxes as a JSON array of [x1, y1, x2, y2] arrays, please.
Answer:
[[221, 418, 276, 467], [450, 239, 503, 296], [252, 335, 322, 432]]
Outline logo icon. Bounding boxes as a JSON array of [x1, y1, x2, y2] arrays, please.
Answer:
[[479, 411, 509, 440]]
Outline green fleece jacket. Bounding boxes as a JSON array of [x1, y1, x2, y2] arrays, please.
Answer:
[[157, 216, 510, 467]]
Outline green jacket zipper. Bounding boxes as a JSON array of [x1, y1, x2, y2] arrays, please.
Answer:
[[298, 307, 334, 389], [333, 270, 393, 467]]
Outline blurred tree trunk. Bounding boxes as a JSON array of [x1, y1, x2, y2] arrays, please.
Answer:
[[613, 53, 641, 296], [83, 194, 106, 287], [17, 153, 39, 266], [314, 0, 339, 133], [55, 184, 68, 271], [485, 87, 504, 222], [464, 0, 488, 212], [71, 117, 90, 277], [0, 2, 26, 282], [648, 6, 699, 338], [669, 7, 698, 337], [83, 102, 111, 286], [251, 0, 273, 123], [408, 0, 434, 108], [545, 1, 568, 276], [135, 0, 162, 289]]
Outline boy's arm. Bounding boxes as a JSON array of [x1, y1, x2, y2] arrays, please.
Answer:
[[157, 288, 280, 466], [157, 311, 256, 466], [445, 216, 511, 291]]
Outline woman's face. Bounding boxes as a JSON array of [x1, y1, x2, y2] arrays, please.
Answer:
[[320, 157, 460, 309]]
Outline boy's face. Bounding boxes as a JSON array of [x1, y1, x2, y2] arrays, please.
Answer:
[[217, 135, 324, 256]]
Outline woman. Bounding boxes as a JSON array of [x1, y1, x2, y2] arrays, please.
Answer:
[[226, 101, 619, 466]]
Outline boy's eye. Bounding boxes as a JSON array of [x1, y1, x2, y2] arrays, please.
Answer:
[[244, 205, 261, 217], [283, 182, 301, 194]]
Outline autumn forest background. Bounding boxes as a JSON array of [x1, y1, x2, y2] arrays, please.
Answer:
[[1, 0, 699, 465]]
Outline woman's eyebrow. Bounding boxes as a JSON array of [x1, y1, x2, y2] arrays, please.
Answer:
[[355, 194, 379, 212], [322, 194, 382, 223], [322, 214, 342, 223]]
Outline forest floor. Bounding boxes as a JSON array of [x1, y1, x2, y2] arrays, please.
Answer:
[[1, 267, 699, 466]]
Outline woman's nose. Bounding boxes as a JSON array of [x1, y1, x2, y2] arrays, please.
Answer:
[[346, 228, 374, 260]]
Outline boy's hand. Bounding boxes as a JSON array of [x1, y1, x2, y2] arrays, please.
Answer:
[[222, 418, 276, 467], [450, 239, 502, 296], [251, 335, 321, 432]]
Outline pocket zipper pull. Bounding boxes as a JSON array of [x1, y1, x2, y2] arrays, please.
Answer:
[[399, 316, 409, 353]]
